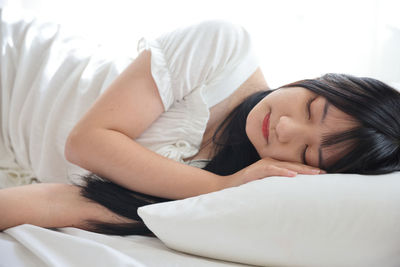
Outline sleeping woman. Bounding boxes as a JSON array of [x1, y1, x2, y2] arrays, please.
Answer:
[[0, 17, 399, 236]]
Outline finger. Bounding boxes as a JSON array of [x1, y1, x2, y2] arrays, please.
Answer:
[[260, 158, 322, 175], [267, 165, 297, 178], [275, 162, 323, 175]]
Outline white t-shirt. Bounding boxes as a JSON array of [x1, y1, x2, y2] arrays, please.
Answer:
[[135, 20, 259, 167], [0, 16, 258, 187]]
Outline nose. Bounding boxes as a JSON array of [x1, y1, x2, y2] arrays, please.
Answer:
[[275, 115, 309, 143]]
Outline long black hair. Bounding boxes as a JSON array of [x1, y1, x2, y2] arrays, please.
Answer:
[[75, 73, 400, 235], [281, 74, 400, 174]]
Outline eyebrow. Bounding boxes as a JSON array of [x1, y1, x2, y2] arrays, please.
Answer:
[[318, 100, 330, 168]]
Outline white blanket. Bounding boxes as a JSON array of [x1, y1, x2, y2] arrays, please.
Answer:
[[0, 10, 132, 186]]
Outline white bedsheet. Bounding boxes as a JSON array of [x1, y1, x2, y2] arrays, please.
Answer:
[[0, 224, 251, 267]]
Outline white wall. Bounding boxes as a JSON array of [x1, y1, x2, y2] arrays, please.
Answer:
[[5, 0, 400, 88]]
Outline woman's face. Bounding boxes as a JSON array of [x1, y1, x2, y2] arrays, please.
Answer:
[[246, 87, 357, 169]]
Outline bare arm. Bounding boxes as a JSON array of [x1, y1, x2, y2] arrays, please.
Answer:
[[64, 50, 317, 200], [65, 50, 227, 200], [0, 183, 130, 231]]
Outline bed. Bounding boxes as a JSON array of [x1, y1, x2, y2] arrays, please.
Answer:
[[1, 8, 400, 267], [0, 224, 248, 267], [1, 171, 400, 267]]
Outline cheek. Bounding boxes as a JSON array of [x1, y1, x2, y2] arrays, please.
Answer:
[[246, 99, 264, 130], [245, 110, 258, 144], [259, 143, 297, 163]]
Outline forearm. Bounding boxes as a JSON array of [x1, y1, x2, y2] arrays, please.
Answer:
[[0, 183, 131, 231], [66, 128, 226, 200], [0, 184, 61, 230]]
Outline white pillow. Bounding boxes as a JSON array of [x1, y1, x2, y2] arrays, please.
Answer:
[[138, 172, 400, 267]]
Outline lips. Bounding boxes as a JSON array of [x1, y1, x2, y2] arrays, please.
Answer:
[[262, 112, 270, 142]]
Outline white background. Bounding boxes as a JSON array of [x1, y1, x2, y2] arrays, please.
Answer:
[[4, 0, 400, 88]]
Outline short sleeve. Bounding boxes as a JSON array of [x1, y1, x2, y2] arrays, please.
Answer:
[[137, 20, 259, 111]]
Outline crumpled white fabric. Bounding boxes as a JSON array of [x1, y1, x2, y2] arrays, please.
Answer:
[[156, 140, 198, 163], [0, 14, 259, 187], [0, 11, 132, 185], [1, 224, 248, 267], [135, 84, 211, 165], [135, 20, 259, 165], [0, 166, 38, 188]]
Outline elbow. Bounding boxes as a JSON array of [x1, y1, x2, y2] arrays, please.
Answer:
[[64, 128, 84, 165]]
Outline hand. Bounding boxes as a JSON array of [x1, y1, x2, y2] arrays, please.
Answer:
[[223, 157, 326, 189]]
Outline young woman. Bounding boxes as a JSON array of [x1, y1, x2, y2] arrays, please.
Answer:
[[0, 18, 399, 235]]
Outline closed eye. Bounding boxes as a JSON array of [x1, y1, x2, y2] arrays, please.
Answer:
[[302, 145, 308, 165], [306, 97, 316, 120], [302, 97, 317, 165]]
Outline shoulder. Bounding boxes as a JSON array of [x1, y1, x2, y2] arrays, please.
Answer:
[[228, 67, 269, 111], [206, 67, 269, 134]]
